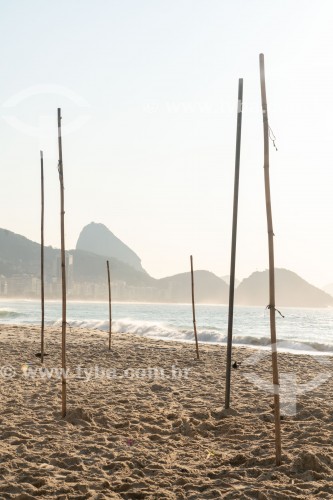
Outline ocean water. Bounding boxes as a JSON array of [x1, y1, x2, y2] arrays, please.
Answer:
[[0, 299, 332, 355]]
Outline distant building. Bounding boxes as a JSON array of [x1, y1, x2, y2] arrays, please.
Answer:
[[52, 253, 74, 293], [0, 275, 7, 296], [7, 274, 38, 297]]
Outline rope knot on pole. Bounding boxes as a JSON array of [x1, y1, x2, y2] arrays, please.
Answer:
[[58, 160, 63, 176], [266, 305, 285, 319], [269, 126, 278, 151]]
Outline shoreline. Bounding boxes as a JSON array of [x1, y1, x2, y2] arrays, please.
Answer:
[[2, 318, 333, 358], [2, 297, 333, 309], [1, 325, 333, 498]]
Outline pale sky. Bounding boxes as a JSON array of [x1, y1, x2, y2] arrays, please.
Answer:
[[1, 0, 332, 288]]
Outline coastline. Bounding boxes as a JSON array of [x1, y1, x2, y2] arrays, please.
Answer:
[[2, 300, 333, 357], [1, 324, 333, 499]]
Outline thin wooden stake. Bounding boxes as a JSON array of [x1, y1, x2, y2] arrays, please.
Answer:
[[40, 151, 45, 364], [190, 255, 200, 359], [57, 108, 67, 418], [225, 78, 243, 409], [259, 54, 282, 466], [107, 260, 112, 350]]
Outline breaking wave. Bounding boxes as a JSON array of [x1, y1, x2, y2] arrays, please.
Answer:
[[61, 317, 333, 354], [0, 309, 24, 319]]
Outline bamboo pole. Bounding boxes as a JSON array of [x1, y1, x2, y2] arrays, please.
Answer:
[[259, 54, 282, 466], [57, 108, 67, 418], [190, 255, 200, 359], [40, 151, 45, 364], [107, 260, 112, 350], [225, 78, 243, 409]]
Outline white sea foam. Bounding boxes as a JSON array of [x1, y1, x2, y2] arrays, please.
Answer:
[[1, 299, 333, 356], [0, 308, 23, 319], [59, 317, 333, 354]]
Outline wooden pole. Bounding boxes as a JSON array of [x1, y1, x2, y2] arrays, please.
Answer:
[[107, 260, 112, 350], [57, 108, 67, 418], [259, 54, 282, 466], [40, 151, 45, 364], [225, 78, 243, 409], [190, 255, 200, 359]]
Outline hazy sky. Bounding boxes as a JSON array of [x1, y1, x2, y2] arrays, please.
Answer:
[[1, 0, 332, 288]]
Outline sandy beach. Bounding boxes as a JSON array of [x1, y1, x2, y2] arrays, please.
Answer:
[[1, 324, 333, 499]]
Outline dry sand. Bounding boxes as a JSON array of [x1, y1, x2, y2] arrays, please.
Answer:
[[1, 324, 333, 499]]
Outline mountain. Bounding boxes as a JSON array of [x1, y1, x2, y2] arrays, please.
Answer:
[[0, 227, 227, 303], [72, 249, 152, 287], [0, 227, 154, 298], [76, 222, 145, 272], [221, 275, 240, 288], [0, 228, 56, 277], [157, 271, 229, 304], [236, 269, 333, 308], [1, 226, 332, 307], [0, 228, 148, 285], [323, 283, 333, 296]]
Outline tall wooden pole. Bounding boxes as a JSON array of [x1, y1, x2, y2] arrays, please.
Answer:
[[40, 151, 45, 364], [107, 260, 112, 350], [57, 108, 67, 418], [190, 255, 200, 359], [225, 78, 243, 409], [259, 54, 282, 466]]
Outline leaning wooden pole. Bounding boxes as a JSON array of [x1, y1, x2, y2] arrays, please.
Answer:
[[259, 54, 282, 466], [107, 260, 112, 350], [190, 255, 200, 359], [225, 78, 243, 409], [57, 108, 67, 418], [40, 150, 45, 364]]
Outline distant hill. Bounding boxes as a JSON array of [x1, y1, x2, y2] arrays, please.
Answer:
[[323, 283, 333, 296], [221, 275, 240, 288], [72, 250, 153, 287], [76, 222, 145, 272], [0, 228, 57, 278], [1, 227, 332, 307], [0, 227, 152, 291], [236, 269, 333, 308], [0, 227, 228, 303], [157, 270, 229, 304]]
